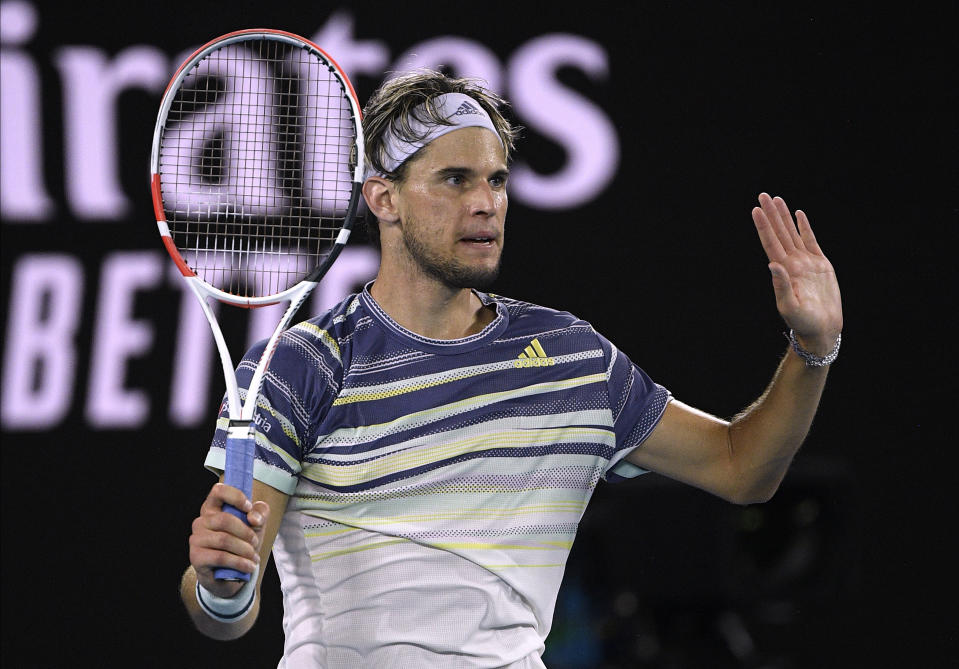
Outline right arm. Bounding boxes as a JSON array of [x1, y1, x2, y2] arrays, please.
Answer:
[[180, 479, 290, 640]]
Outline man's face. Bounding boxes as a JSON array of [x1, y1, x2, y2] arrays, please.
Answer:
[[392, 127, 509, 290]]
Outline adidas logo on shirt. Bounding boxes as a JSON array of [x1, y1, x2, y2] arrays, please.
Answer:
[[452, 101, 482, 116], [514, 338, 556, 368]]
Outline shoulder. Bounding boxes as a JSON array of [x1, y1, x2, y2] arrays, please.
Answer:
[[491, 294, 590, 329], [490, 293, 597, 340], [282, 294, 364, 357], [243, 293, 368, 392]]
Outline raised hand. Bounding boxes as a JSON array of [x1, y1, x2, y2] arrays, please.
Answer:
[[752, 193, 843, 355]]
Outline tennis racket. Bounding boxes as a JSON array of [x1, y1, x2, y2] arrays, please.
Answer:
[[150, 29, 364, 581]]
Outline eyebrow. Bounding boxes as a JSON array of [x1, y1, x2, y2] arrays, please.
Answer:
[[435, 166, 510, 180]]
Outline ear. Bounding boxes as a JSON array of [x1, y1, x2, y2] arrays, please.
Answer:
[[362, 177, 400, 224]]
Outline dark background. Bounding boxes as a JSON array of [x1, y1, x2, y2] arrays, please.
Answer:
[[2, 2, 955, 667]]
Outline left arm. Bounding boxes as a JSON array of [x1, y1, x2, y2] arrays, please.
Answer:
[[627, 193, 843, 504]]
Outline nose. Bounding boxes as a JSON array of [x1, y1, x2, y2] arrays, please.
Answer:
[[468, 181, 498, 217]]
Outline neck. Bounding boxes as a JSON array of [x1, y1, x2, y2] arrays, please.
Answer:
[[369, 273, 495, 340]]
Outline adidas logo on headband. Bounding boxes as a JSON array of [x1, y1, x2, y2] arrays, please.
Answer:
[[452, 101, 482, 116]]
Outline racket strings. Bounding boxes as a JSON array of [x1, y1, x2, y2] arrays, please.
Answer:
[[157, 37, 357, 298]]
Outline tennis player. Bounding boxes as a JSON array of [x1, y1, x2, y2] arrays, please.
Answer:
[[180, 70, 843, 668]]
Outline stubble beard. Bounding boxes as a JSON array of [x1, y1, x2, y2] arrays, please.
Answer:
[[401, 219, 503, 291]]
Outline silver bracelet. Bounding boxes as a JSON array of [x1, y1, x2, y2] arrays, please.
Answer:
[[786, 329, 841, 367], [195, 567, 258, 623]]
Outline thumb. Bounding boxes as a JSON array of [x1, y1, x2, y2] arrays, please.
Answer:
[[769, 263, 798, 313]]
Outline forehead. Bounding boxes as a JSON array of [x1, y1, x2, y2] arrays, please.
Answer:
[[411, 127, 507, 171]]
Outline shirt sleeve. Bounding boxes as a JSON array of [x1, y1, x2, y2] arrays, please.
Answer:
[[204, 331, 339, 494], [593, 328, 672, 482]]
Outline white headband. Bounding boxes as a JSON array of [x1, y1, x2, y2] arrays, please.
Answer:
[[372, 92, 503, 177]]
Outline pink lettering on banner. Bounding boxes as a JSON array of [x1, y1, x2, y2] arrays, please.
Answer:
[[85, 251, 164, 428], [0, 247, 379, 431], [167, 264, 218, 427], [56, 45, 169, 219], [508, 35, 619, 209], [157, 45, 287, 221], [310, 10, 389, 82], [0, 4, 619, 224], [1, 254, 83, 428], [0, 0, 54, 221]]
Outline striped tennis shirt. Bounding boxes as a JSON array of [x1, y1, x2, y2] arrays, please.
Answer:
[[205, 286, 671, 668]]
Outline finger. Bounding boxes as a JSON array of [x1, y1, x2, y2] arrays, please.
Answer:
[[190, 523, 261, 563], [197, 507, 260, 547], [760, 194, 792, 253], [761, 194, 799, 251], [796, 210, 824, 256], [190, 542, 259, 576], [249, 500, 270, 528], [757, 193, 794, 252], [752, 204, 788, 263], [193, 513, 260, 565], [201, 483, 252, 515], [773, 196, 804, 250]]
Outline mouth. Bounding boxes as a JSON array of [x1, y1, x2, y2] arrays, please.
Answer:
[[461, 235, 495, 247], [459, 228, 499, 247]]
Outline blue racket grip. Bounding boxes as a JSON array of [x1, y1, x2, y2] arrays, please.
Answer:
[[214, 420, 255, 582]]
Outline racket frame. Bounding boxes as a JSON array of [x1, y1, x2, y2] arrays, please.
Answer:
[[150, 29, 364, 581]]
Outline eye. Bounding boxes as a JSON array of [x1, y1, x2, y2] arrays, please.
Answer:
[[489, 175, 507, 188], [445, 174, 465, 186]]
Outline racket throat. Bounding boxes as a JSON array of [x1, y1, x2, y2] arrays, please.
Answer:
[[227, 418, 254, 437], [224, 419, 255, 501]]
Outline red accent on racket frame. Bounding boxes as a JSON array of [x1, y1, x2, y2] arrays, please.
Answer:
[[160, 235, 194, 278], [151, 172, 165, 222], [152, 173, 194, 278]]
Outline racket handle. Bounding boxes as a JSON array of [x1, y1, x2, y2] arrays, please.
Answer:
[[215, 420, 255, 582]]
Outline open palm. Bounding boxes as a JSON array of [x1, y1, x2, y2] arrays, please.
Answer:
[[752, 193, 843, 354]]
